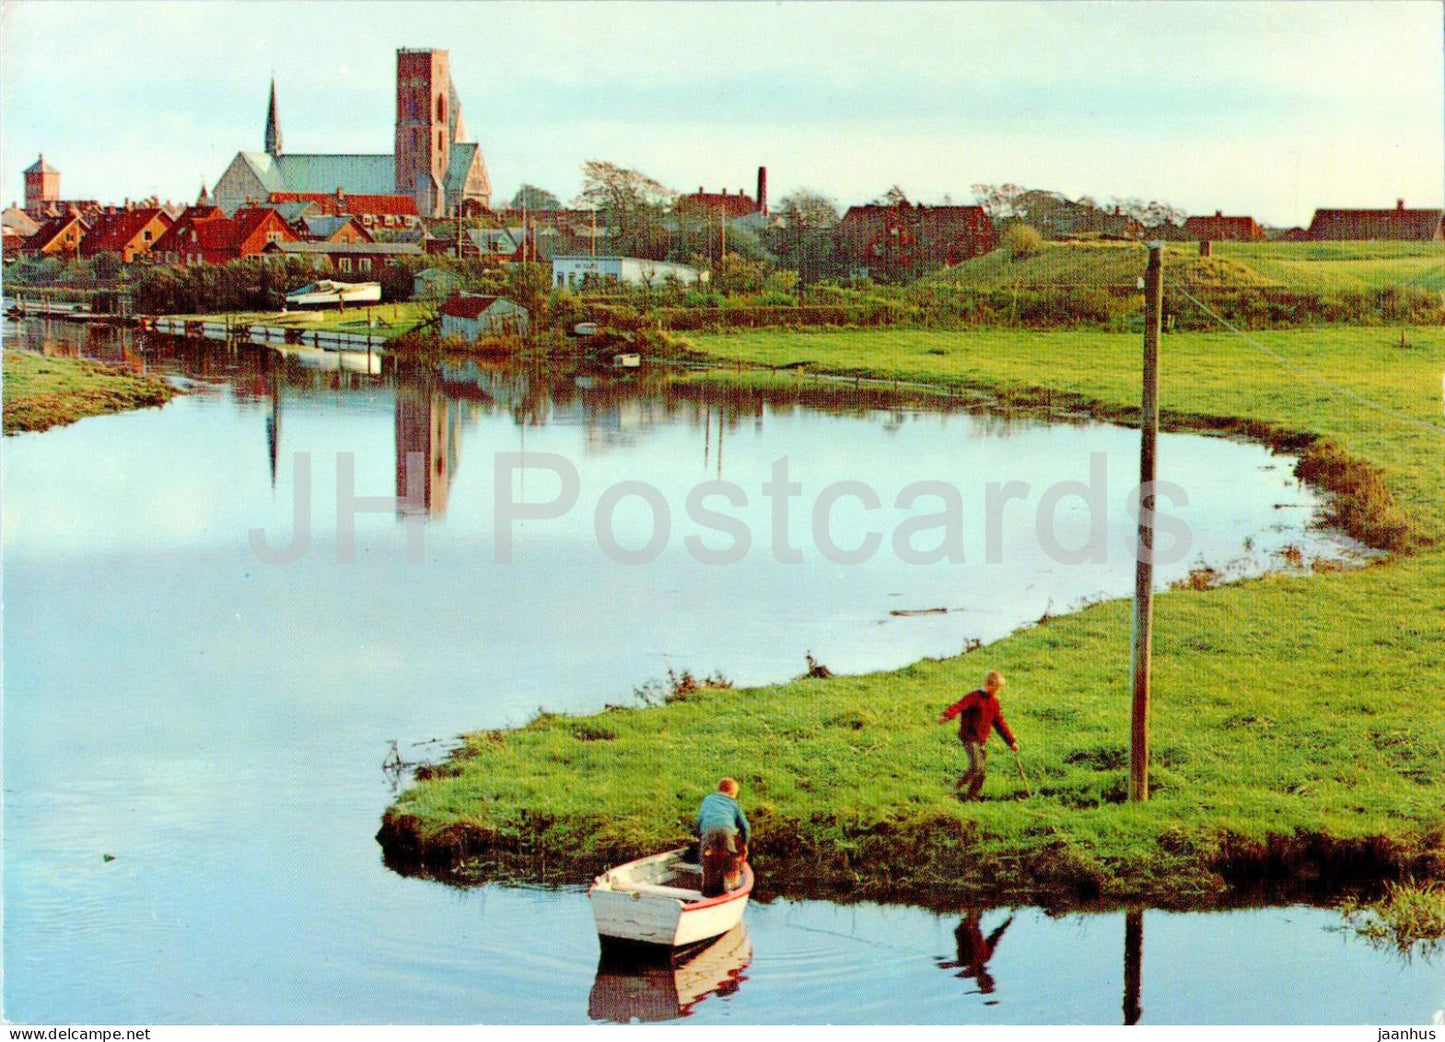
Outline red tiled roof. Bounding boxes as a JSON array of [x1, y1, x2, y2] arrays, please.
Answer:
[[267, 192, 420, 217], [439, 294, 503, 319], [1182, 214, 1263, 241], [22, 214, 86, 252], [677, 191, 758, 218], [1307, 204, 1443, 241], [80, 208, 172, 256]]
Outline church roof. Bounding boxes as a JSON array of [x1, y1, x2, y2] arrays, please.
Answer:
[[443, 142, 483, 195], [275, 154, 395, 196], [25, 155, 57, 175]]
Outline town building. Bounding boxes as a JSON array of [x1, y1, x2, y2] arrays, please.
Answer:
[[298, 214, 373, 243], [438, 294, 530, 340], [2, 205, 42, 240], [24, 155, 60, 212], [152, 205, 297, 265], [21, 212, 88, 257], [550, 254, 707, 289], [839, 202, 997, 278], [1182, 211, 1266, 242], [213, 49, 491, 219], [676, 167, 769, 219], [80, 207, 175, 262], [266, 190, 422, 231], [264, 239, 423, 276], [1307, 200, 1444, 241]]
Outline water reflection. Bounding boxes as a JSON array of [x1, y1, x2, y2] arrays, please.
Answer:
[[1124, 910, 1144, 1026], [588, 925, 751, 1022], [936, 909, 1014, 997]]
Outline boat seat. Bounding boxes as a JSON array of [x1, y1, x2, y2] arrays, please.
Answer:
[[618, 882, 703, 901]]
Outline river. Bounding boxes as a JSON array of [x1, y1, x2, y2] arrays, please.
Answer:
[[3, 316, 1436, 1024]]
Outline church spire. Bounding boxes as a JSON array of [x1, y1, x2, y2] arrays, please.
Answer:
[[265, 78, 282, 157]]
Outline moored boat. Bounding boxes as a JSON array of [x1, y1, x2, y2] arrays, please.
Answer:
[[589, 847, 753, 950]]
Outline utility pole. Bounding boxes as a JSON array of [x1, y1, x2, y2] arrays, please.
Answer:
[[1130, 243, 1163, 802]]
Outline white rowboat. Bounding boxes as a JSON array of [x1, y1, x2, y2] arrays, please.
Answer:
[[589, 848, 753, 950], [284, 281, 382, 307]]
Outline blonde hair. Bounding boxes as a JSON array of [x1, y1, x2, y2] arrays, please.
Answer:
[[718, 777, 739, 796], [985, 671, 1006, 690]]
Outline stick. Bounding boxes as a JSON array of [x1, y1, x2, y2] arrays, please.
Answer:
[[1013, 751, 1034, 799]]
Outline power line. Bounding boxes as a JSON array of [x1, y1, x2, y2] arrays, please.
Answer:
[[1165, 278, 1445, 436]]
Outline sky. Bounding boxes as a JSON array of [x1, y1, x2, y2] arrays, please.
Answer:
[[1, 1, 1441, 226]]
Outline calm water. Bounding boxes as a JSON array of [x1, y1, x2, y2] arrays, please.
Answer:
[[4, 317, 1435, 1024]]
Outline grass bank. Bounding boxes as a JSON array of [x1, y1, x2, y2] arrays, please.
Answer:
[[167, 300, 435, 341], [3, 349, 178, 434], [379, 325, 1445, 909]]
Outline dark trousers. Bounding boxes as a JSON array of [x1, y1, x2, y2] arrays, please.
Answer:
[[957, 740, 988, 799], [700, 826, 741, 897]]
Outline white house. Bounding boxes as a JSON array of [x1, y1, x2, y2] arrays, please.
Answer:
[[438, 294, 530, 340], [551, 255, 707, 291]]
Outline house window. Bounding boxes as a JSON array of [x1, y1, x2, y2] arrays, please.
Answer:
[[143, 230, 152, 242], [339, 257, 351, 273], [437, 131, 444, 155], [437, 94, 446, 124], [360, 258, 372, 273], [266, 231, 282, 245]]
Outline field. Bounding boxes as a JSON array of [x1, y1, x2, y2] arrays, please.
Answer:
[[167, 300, 436, 341], [380, 322, 1445, 906], [923, 239, 1445, 294], [2, 349, 178, 434]]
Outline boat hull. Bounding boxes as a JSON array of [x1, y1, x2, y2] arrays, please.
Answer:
[[589, 849, 752, 949]]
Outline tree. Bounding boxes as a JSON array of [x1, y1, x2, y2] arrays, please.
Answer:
[[972, 184, 1027, 220], [574, 160, 676, 259], [507, 184, 562, 211], [771, 189, 841, 285], [872, 184, 910, 207]]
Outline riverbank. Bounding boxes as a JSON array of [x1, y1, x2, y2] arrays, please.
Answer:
[[3, 349, 179, 434], [378, 325, 1445, 908]]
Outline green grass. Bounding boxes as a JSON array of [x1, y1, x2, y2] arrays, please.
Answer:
[[3, 349, 178, 434], [168, 300, 436, 341], [380, 325, 1445, 906], [1342, 880, 1445, 952], [923, 239, 1445, 294]]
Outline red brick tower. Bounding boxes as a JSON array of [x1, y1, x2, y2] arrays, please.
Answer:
[[24, 155, 60, 213], [394, 49, 452, 217]]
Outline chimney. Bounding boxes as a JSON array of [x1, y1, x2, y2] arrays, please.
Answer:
[[1397, 199, 1405, 210], [1215, 210, 1223, 218], [698, 186, 704, 195], [757, 166, 768, 214]]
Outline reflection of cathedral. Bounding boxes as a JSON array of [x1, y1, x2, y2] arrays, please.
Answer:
[[394, 375, 461, 517]]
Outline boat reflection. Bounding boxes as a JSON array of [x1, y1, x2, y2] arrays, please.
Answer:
[[588, 924, 751, 1023]]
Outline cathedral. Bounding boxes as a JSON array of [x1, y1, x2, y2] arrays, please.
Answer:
[[212, 48, 491, 218]]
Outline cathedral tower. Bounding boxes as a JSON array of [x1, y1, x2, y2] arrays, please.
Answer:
[[394, 49, 452, 216]]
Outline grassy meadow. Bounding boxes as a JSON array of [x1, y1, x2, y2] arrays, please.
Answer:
[[924, 239, 1445, 293], [380, 321, 1445, 906], [3, 349, 178, 434]]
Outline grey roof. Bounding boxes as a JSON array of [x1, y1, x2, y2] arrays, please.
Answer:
[[275, 154, 396, 195], [444, 142, 481, 194], [275, 201, 320, 223], [302, 215, 359, 239], [272, 241, 422, 256], [234, 152, 286, 195], [24, 155, 57, 175]]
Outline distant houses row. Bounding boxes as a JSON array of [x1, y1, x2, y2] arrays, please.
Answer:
[[4, 152, 1443, 284]]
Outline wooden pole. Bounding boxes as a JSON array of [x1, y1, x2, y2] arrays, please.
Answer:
[[1130, 244, 1163, 802]]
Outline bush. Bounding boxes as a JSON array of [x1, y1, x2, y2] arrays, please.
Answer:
[[1002, 223, 1045, 258]]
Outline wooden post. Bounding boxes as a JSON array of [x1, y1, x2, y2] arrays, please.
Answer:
[[1130, 244, 1163, 802]]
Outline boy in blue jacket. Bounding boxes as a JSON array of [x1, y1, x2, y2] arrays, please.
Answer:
[[695, 777, 750, 896]]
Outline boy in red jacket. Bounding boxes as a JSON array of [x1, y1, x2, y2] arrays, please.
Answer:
[[938, 671, 1018, 801]]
